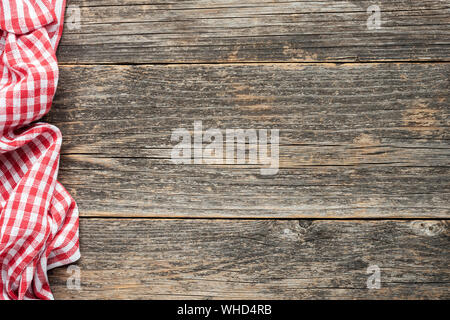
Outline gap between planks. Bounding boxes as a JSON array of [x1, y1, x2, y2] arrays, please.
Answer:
[[58, 61, 450, 66], [78, 217, 450, 221]]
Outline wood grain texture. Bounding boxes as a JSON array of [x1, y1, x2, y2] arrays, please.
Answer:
[[58, 0, 450, 63], [48, 219, 450, 299], [41, 1, 450, 300], [46, 63, 449, 218]]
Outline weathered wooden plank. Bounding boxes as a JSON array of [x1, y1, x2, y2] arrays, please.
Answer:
[[46, 63, 449, 218], [50, 63, 449, 148], [58, 0, 450, 63], [48, 219, 450, 299], [58, 157, 450, 218]]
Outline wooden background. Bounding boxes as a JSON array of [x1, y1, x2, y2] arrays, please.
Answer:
[[47, 0, 449, 299]]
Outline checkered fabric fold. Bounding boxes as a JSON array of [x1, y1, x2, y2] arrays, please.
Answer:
[[0, 0, 80, 300]]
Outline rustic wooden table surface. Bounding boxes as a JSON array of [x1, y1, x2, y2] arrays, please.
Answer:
[[47, 0, 449, 299]]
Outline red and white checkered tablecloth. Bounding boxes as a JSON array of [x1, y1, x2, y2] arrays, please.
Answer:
[[0, 0, 80, 300]]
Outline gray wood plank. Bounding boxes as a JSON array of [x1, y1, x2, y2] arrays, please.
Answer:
[[48, 219, 450, 299], [58, 0, 450, 63], [47, 63, 449, 218]]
